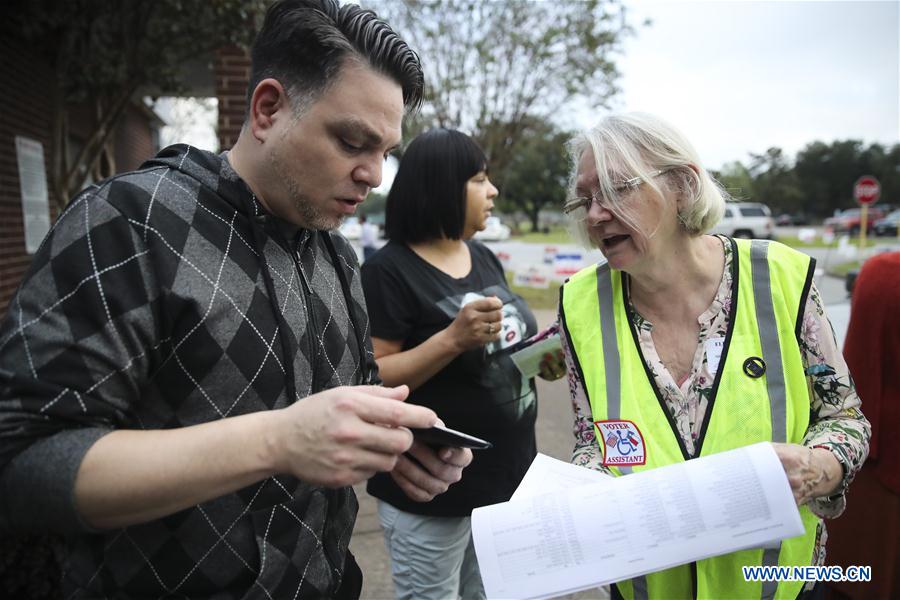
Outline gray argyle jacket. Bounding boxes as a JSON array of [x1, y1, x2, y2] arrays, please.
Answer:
[[0, 145, 377, 598]]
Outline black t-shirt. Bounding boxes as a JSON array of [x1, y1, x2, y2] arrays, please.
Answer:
[[363, 240, 538, 516]]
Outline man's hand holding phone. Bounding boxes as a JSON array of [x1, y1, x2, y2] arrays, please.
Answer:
[[387, 425, 486, 502], [409, 424, 492, 449]]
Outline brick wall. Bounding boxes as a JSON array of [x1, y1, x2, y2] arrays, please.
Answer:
[[0, 34, 58, 315], [0, 35, 162, 317], [114, 103, 159, 173], [215, 46, 251, 151]]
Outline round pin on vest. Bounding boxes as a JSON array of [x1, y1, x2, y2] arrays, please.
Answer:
[[742, 356, 766, 378]]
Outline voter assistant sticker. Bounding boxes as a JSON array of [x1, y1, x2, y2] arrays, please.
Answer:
[[594, 420, 646, 466]]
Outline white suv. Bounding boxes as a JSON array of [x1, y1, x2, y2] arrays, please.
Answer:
[[708, 202, 774, 239], [473, 216, 511, 241]]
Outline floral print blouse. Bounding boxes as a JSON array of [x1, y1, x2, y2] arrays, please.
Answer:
[[560, 235, 870, 573]]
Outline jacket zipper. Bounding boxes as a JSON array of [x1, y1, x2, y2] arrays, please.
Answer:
[[293, 234, 321, 392]]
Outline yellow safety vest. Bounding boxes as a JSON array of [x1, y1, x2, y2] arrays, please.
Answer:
[[560, 238, 819, 600]]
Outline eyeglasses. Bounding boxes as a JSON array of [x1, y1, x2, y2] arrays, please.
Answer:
[[563, 168, 673, 215]]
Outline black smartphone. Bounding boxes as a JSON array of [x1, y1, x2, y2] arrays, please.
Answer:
[[409, 424, 493, 449]]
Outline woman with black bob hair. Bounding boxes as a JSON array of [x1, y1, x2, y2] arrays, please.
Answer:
[[362, 129, 559, 599], [384, 128, 489, 243]]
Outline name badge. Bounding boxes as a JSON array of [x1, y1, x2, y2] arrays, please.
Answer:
[[594, 419, 646, 466], [705, 337, 725, 375]]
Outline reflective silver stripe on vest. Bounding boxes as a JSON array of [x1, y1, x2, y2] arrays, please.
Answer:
[[631, 574, 649, 600], [597, 266, 647, 598], [749, 241, 787, 442], [750, 240, 787, 600], [596, 264, 632, 476], [760, 546, 780, 600]]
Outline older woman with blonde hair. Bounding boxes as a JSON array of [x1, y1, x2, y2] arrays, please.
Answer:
[[558, 112, 869, 599]]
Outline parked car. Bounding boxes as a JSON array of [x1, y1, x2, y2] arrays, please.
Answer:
[[338, 216, 361, 240], [872, 209, 900, 237], [708, 202, 774, 239], [473, 216, 511, 241], [775, 213, 810, 226], [823, 207, 887, 235]]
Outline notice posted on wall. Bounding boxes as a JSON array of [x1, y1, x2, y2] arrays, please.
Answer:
[[15, 136, 51, 254]]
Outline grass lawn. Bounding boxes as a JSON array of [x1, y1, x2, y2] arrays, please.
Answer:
[[771, 235, 831, 249], [827, 260, 863, 278], [506, 272, 562, 311], [774, 233, 899, 249], [511, 228, 574, 245]]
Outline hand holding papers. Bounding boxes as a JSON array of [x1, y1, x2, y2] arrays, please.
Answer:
[[472, 443, 804, 599], [509, 327, 562, 379]]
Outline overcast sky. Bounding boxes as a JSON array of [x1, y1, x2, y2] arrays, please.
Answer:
[[594, 0, 900, 170], [377, 0, 899, 190], [159, 0, 899, 190]]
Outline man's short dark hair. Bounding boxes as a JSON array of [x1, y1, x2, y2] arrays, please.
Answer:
[[248, 0, 424, 113], [385, 129, 488, 244]]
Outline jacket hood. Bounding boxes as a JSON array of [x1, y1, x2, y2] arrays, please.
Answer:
[[141, 144, 256, 216]]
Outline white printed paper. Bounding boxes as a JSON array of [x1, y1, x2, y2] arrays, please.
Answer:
[[510, 333, 562, 379], [511, 453, 612, 501], [472, 442, 803, 599]]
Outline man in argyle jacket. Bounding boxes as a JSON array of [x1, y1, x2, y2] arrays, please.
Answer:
[[0, 1, 472, 597]]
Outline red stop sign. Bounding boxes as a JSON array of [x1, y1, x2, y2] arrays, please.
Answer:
[[854, 175, 881, 205]]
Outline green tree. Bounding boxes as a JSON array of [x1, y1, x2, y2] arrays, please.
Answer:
[[713, 141, 900, 221], [10, 0, 268, 211], [746, 147, 803, 215], [368, 0, 632, 195], [499, 119, 571, 231], [792, 141, 834, 218], [711, 161, 755, 202], [359, 190, 387, 218], [794, 140, 869, 218], [856, 142, 900, 210]]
